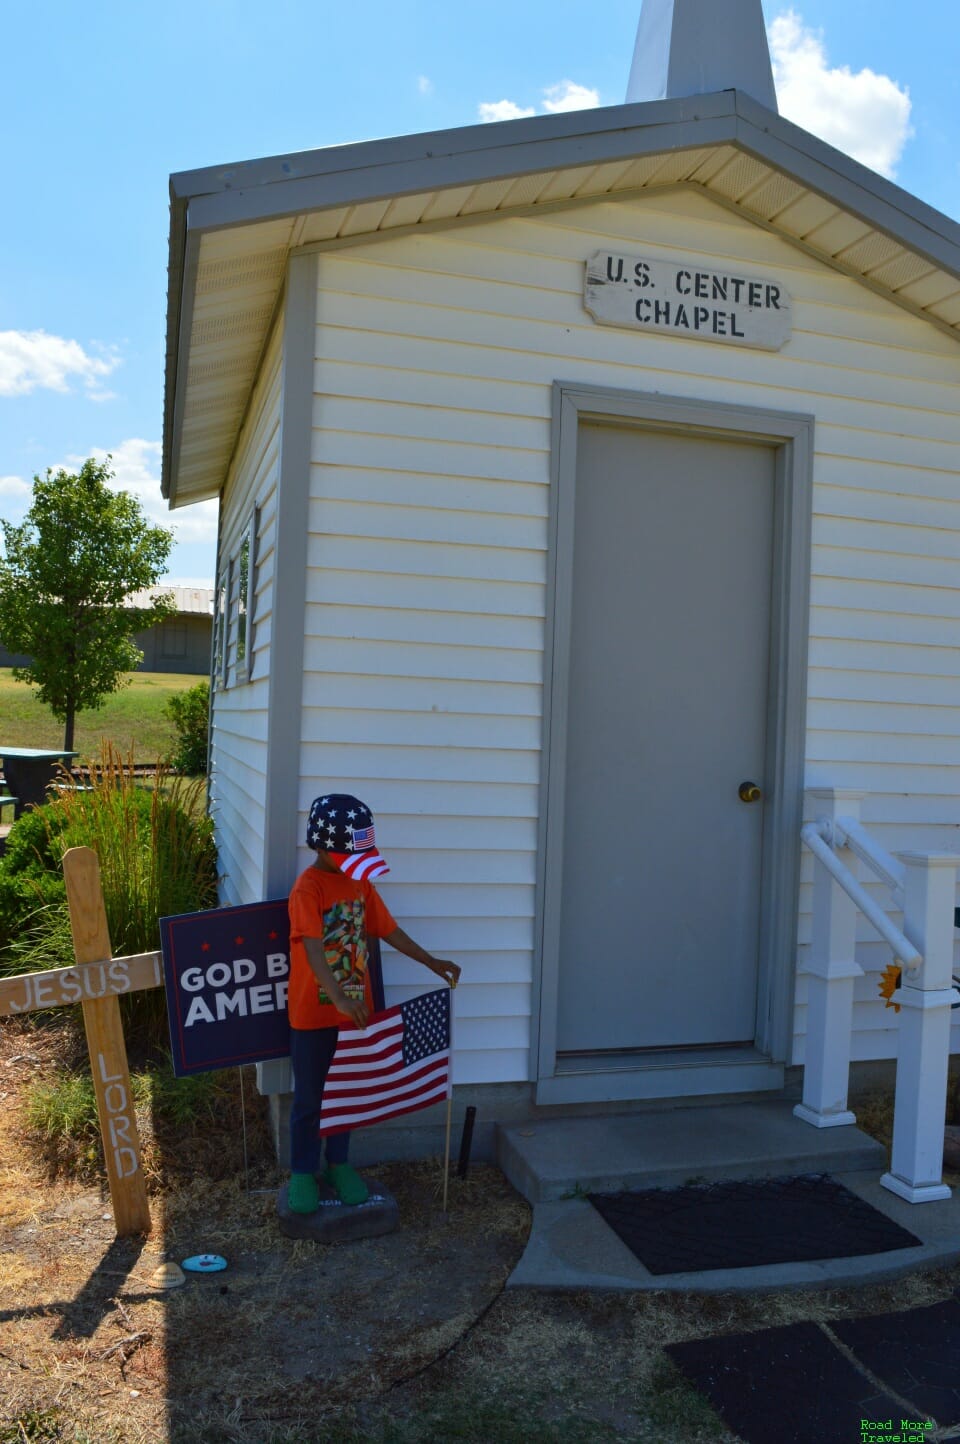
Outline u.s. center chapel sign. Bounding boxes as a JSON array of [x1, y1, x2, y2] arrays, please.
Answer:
[[584, 251, 792, 351]]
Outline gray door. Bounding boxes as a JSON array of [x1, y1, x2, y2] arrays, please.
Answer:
[[556, 422, 775, 1055]]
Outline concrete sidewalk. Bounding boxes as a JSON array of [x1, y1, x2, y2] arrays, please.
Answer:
[[496, 1101, 960, 1292]]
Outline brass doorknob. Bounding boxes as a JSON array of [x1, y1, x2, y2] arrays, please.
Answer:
[[738, 781, 763, 804]]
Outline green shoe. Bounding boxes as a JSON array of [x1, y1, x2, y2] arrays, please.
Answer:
[[325, 1162, 369, 1207], [288, 1172, 319, 1214]]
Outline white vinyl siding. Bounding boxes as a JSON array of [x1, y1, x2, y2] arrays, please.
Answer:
[[211, 317, 283, 905], [300, 187, 960, 1083]]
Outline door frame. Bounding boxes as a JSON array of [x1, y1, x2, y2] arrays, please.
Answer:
[[534, 383, 814, 1105]]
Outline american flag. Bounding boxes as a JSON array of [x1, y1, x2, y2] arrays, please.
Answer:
[[318, 987, 451, 1135]]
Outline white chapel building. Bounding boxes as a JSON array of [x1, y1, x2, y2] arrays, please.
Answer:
[[161, 0, 960, 1156]]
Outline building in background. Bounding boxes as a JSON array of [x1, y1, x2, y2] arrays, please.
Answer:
[[125, 586, 214, 675], [0, 586, 213, 676]]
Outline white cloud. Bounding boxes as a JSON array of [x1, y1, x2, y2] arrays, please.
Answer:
[[0, 475, 31, 507], [478, 99, 536, 123], [0, 329, 121, 399], [70, 439, 219, 546], [417, 74, 433, 97], [0, 441, 217, 545], [542, 80, 600, 114], [478, 78, 600, 124], [769, 10, 912, 179]]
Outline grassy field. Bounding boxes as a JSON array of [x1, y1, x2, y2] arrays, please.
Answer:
[[0, 669, 203, 760]]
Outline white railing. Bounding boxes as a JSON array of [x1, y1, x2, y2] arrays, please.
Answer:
[[797, 787, 959, 1204], [800, 822, 920, 970]]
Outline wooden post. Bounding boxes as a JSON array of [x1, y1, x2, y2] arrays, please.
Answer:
[[62, 847, 152, 1236]]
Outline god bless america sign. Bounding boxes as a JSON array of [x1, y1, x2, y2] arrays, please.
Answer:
[[160, 902, 386, 1076], [160, 900, 292, 1076], [584, 251, 792, 351]]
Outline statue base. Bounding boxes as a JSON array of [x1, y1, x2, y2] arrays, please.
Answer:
[[276, 1176, 400, 1242]]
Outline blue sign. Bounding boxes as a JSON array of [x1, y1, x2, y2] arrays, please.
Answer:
[[160, 900, 387, 1077], [161, 900, 292, 1076]]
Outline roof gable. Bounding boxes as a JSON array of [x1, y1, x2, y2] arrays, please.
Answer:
[[164, 91, 960, 507]]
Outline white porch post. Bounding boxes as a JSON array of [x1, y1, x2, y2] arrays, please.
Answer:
[[881, 853, 959, 1204], [794, 788, 865, 1128]]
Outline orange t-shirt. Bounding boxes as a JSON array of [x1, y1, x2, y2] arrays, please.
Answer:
[[287, 864, 397, 1030]]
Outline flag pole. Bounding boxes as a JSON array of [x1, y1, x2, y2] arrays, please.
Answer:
[[442, 979, 456, 1213], [442, 1092, 453, 1214]]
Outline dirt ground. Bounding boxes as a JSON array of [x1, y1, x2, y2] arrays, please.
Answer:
[[3, 1016, 960, 1444]]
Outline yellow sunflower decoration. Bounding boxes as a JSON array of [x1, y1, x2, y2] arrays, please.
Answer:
[[879, 962, 902, 1012]]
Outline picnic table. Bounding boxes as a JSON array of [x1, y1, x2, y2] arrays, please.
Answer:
[[0, 747, 78, 819]]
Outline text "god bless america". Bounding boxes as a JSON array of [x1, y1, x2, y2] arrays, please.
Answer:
[[584, 250, 792, 352]]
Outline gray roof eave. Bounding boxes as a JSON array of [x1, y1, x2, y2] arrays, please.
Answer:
[[169, 90, 735, 214], [162, 183, 191, 502], [730, 92, 960, 268], [161, 89, 960, 503]]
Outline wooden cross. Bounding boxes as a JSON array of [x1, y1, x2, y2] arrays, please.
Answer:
[[0, 846, 159, 1236]]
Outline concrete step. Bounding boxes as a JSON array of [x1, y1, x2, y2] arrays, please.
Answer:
[[507, 1171, 960, 1293], [496, 1101, 888, 1204]]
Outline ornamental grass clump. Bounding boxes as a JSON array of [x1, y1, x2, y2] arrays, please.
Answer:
[[0, 744, 218, 1053], [24, 1053, 238, 1185], [52, 745, 217, 956]]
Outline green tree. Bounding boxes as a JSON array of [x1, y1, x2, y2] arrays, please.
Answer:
[[0, 458, 176, 750]]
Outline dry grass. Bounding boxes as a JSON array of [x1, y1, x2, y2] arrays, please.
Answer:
[[3, 1015, 960, 1444], [0, 1015, 534, 1444], [0, 1024, 67, 1227]]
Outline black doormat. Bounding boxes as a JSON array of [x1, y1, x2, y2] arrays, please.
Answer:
[[666, 1321, 907, 1444], [832, 1297, 960, 1426], [588, 1173, 922, 1274]]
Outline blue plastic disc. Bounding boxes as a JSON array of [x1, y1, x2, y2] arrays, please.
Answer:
[[182, 1253, 227, 1273]]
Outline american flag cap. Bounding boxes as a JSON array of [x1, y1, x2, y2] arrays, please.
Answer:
[[305, 793, 390, 877]]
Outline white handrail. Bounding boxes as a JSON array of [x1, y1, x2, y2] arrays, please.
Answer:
[[800, 823, 922, 970], [799, 794, 959, 1196], [832, 816, 906, 906]]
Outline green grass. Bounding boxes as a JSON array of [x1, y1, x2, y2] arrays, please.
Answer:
[[22, 1054, 237, 1182], [0, 1408, 63, 1442], [0, 668, 203, 758], [0, 1409, 117, 1444]]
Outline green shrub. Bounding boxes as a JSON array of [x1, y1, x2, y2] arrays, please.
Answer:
[[0, 783, 154, 953], [0, 803, 70, 954], [164, 679, 210, 775], [0, 747, 218, 1052]]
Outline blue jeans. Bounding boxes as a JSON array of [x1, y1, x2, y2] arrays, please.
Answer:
[[289, 1026, 350, 1173]]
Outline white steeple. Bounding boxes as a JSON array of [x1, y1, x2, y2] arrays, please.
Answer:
[[626, 0, 778, 112]]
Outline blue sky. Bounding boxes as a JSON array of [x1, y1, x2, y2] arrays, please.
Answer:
[[2, 0, 957, 585]]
